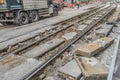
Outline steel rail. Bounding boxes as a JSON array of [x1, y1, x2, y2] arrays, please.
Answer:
[[108, 33, 120, 80], [21, 6, 116, 80], [0, 5, 109, 60]]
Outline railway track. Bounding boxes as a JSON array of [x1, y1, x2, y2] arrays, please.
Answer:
[[22, 4, 116, 80], [0, 3, 117, 80], [0, 4, 105, 57]]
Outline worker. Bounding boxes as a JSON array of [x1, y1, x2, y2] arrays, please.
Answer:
[[76, 0, 80, 9]]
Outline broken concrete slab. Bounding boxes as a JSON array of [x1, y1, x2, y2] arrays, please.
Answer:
[[62, 32, 77, 40], [0, 54, 44, 80], [76, 57, 108, 80], [101, 24, 113, 29], [58, 59, 82, 80], [95, 24, 113, 37], [22, 38, 64, 58], [77, 24, 87, 31], [95, 28, 112, 37], [75, 37, 114, 57]]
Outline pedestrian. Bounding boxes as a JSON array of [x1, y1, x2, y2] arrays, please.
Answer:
[[76, 0, 80, 9]]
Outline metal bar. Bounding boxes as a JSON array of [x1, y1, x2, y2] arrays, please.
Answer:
[[107, 33, 120, 80]]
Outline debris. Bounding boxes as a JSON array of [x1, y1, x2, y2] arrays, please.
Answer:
[[75, 37, 114, 57], [77, 24, 87, 31], [62, 32, 77, 40], [84, 20, 93, 25], [39, 74, 46, 79], [92, 17, 99, 20], [76, 57, 108, 80], [35, 36, 41, 41], [58, 59, 82, 80]]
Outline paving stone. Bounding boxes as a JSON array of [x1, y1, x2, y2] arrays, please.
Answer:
[[58, 59, 82, 80], [0, 54, 43, 80], [77, 24, 87, 31], [76, 57, 108, 80], [22, 38, 64, 58], [62, 32, 77, 40], [75, 37, 114, 57]]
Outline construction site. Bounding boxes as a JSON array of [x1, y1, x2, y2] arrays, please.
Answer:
[[0, 0, 119, 80]]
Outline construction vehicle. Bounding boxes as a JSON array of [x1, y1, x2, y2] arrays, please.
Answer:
[[0, 0, 59, 25]]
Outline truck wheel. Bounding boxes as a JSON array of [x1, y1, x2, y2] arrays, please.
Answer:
[[15, 12, 29, 25], [50, 8, 58, 17], [30, 11, 39, 22]]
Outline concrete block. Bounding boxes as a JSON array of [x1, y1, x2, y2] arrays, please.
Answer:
[[77, 24, 87, 31], [62, 32, 77, 40], [22, 38, 64, 58], [76, 57, 108, 80], [58, 59, 82, 80], [75, 37, 114, 57]]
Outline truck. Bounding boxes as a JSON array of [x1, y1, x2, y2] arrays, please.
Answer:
[[0, 0, 59, 25]]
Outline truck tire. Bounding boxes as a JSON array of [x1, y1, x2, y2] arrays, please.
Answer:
[[15, 12, 29, 25], [50, 8, 58, 17], [30, 11, 39, 22]]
